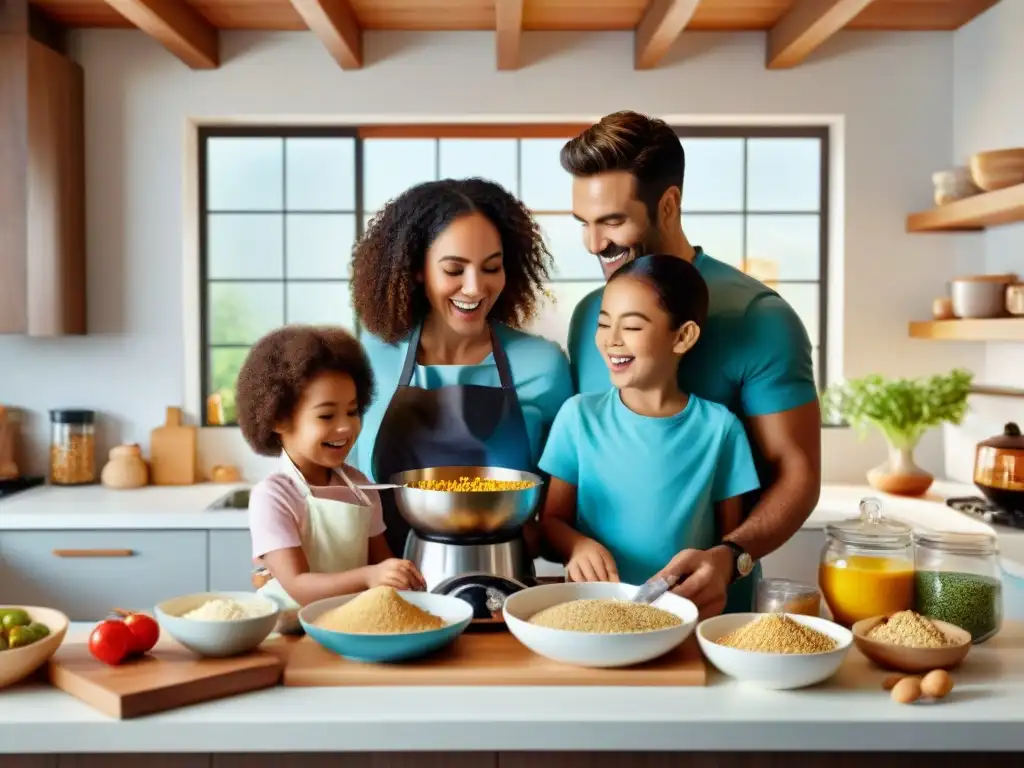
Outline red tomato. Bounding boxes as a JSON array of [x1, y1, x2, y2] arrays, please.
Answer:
[[122, 613, 160, 655], [88, 619, 133, 666]]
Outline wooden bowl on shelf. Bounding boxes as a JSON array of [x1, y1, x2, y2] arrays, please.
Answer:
[[852, 615, 971, 673], [969, 149, 1024, 192]]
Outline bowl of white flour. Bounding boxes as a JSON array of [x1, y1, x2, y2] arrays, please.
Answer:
[[155, 591, 280, 657]]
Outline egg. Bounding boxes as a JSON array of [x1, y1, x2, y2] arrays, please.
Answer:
[[891, 676, 922, 704], [921, 669, 954, 699], [881, 673, 905, 691]]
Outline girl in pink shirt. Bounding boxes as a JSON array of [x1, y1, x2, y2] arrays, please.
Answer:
[[236, 325, 425, 617]]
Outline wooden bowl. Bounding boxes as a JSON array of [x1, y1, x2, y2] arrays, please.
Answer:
[[0, 605, 69, 689], [852, 615, 971, 673], [969, 149, 1024, 192]]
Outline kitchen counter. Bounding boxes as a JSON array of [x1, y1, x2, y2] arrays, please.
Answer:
[[1, 623, 1023, 756]]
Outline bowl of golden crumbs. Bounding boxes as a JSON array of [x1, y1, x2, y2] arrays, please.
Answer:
[[696, 612, 853, 690], [502, 582, 698, 668], [298, 586, 473, 663], [852, 611, 971, 673]]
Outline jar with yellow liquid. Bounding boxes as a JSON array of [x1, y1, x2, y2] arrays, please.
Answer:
[[818, 497, 915, 626]]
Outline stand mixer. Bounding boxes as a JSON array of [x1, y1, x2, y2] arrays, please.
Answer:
[[387, 465, 543, 630]]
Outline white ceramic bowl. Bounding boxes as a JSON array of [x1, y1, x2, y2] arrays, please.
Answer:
[[0, 605, 69, 689], [155, 591, 280, 658], [503, 582, 698, 668], [697, 612, 853, 690]]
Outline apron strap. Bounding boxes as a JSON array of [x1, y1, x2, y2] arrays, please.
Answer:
[[334, 465, 375, 508], [398, 321, 515, 390]]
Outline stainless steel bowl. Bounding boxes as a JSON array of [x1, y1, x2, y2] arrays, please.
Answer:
[[389, 466, 543, 537]]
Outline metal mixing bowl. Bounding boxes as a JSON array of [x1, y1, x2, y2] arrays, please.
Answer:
[[389, 465, 543, 537]]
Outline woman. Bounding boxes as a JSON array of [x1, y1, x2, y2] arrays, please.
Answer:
[[349, 177, 574, 557]]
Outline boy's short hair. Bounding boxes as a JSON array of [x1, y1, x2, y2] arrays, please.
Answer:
[[235, 325, 375, 456]]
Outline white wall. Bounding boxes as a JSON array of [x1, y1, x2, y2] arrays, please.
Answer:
[[0, 28, 978, 484], [944, 1, 1024, 482]]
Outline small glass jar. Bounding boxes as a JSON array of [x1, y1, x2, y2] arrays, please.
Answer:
[[756, 578, 822, 616], [913, 530, 1003, 644], [49, 409, 97, 485], [818, 497, 915, 627]]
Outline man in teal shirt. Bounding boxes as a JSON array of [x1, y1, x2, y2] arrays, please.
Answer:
[[559, 111, 822, 617]]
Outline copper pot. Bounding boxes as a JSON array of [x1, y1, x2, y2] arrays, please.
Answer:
[[974, 422, 1024, 515]]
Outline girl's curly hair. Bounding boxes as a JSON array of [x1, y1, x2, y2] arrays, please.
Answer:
[[236, 325, 375, 457], [350, 177, 553, 343]]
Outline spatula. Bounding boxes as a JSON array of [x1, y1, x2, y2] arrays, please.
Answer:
[[631, 573, 679, 605]]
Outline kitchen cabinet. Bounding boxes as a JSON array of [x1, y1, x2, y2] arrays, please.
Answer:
[[0, 28, 86, 336], [0, 531, 207, 620], [208, 530, 255, 592]]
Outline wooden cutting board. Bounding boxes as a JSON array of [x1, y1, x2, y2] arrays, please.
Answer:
[[48, 639, 283, 718], [149, 406, 198, 485], [284, 631, 706, 687]]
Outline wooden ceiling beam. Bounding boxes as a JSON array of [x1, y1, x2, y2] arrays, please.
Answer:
[[767, 0, 878, 69], [289, 0, 361, 69], [495, 0, 524, 71], [635, 0, 702, 70], [103, 0, 218, 69]]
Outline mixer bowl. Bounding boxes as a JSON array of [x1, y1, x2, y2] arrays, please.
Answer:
[[389, 466, 543, 537]]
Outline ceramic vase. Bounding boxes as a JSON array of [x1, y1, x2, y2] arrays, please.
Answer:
[[866, 440, 934, 497]]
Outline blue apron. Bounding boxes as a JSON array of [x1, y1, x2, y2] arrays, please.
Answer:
[[370, 321, 534, 556]]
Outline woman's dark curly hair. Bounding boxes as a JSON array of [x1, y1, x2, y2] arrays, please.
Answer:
[[350, 177, 553, 343], [236, 325, 375, 457]]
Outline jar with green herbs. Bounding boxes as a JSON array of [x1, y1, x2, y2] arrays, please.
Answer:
[[913, 531, 1002, 643]]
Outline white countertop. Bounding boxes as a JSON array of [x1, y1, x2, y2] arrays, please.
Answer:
[[1, 622, 1022, 754]]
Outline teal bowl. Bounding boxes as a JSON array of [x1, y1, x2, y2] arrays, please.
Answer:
[[298, 591, 474, 663]]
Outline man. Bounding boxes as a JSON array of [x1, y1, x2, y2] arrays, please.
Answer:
[[560, 110, 822, 617]]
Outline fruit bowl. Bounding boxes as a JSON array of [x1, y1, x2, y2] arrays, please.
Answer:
[[0, 605, 69, 689]]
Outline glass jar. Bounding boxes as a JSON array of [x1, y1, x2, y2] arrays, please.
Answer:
[[756, 578, 822, 616], [49, 409, 97, 485], [818, 497, 914, 626], [913, 530, 1003, 644]]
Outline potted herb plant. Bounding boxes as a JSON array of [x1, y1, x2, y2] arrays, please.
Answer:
[[821, 368, 974, 497]]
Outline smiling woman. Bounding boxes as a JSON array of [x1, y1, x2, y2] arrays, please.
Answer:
[[348, 178, 574, 556]]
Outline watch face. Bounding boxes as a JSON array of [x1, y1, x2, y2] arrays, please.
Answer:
[[737, 552, 754, 577]]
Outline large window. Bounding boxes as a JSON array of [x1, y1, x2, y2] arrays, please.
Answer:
[[198, 124, 828, 426]]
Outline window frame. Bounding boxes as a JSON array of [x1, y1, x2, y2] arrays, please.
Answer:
[[196, 123, 830, 427]]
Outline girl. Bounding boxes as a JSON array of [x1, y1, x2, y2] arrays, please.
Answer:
[[236, 325, 425, 621], [538, 254, 760, 601]]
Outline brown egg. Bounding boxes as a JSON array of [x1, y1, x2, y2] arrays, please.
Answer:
[[891, 676, 922, 704], [921, 669, 954, 699], [882, 674, 905, 691]]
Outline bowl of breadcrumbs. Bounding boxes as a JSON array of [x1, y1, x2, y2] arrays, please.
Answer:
[[696, 612, 853, 689], [503, 582, 699, 668], [852, 610, 971, 673]]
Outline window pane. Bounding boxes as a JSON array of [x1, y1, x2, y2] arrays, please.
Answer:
[[526, 281, 602, 352], [747, 138, 821, 212], [208, 347, 248, 424], [536, 214, 602, 280], [772, 283, 819, 348], [207, 214, 283, 279], [285, 137, 356, 211], [520, 138, 573, 211], [745, 214, 820, 281], [439, 139, 517, 193], [208, 282, 284, 345], [285, 214, 356, 280], [363, 139, 437, 212], [207, 137, 283, 211], [683, 214, 743, 271], [680, 138, 744, 212], [286, 282, 356, 332]]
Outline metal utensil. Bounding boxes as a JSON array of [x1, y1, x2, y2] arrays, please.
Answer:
[[631, 573, 678, 605]]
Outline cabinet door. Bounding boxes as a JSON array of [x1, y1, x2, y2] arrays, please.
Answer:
[[0, 530, 207, 621], [208, 530, 257, 592]]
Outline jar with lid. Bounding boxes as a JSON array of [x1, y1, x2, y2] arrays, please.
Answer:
[[818, 497, 915, 626], [756, 578, 822, 616], [49, 409, 97, 485], [913, 530, 1002, 644]]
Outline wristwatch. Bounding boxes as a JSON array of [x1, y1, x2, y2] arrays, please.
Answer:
[[720, 541, 754, 584]]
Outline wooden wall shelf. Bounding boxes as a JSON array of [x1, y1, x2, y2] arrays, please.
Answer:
[[906, 183, 1024, 232], [909, 318, 1024, 341]]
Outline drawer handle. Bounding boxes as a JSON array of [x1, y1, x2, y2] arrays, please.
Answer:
[[52, 548, 136, 558]]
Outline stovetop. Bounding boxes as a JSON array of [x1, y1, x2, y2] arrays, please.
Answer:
[[0, 476, 45, 500], [946, 496, 1024, 530]]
